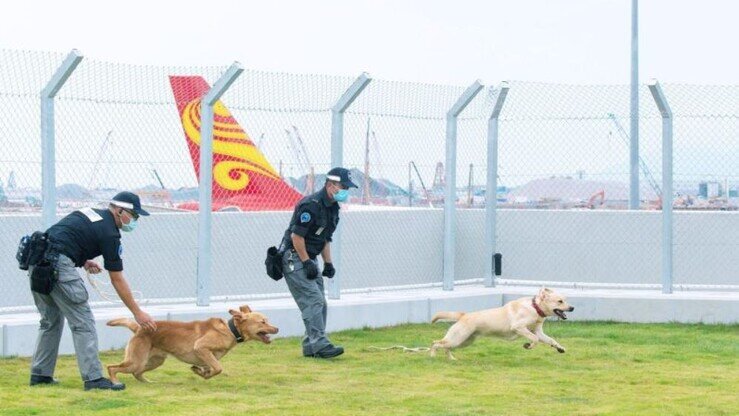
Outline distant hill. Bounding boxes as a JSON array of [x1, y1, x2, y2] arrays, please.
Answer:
[[289, 168, 408, 198]]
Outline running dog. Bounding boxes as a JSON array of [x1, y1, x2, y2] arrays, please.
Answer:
[[107, 305, 278, 383], [430, 288, 574, 360]]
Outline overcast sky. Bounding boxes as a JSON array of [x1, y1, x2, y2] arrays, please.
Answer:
[[1, 0, 737, 86]]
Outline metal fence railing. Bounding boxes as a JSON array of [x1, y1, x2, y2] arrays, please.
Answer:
[[1, 48, 736, 312]]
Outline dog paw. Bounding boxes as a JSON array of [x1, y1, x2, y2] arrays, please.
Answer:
[[523, 343, 532, 349], [556, 347, 566, 353]]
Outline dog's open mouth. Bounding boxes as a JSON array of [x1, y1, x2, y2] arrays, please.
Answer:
[[257, 331, 272, 343], [553, 309, 568, 320]]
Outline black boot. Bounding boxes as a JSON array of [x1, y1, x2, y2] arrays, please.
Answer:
[[30, 375, 59, 386], [83, 377, 126, 391], [312, 345, 344, 359]]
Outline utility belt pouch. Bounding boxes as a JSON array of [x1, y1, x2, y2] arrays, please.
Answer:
[[30, 260, 57, 295], [265, 246, 284, 281], [17, 231, 48, 271]]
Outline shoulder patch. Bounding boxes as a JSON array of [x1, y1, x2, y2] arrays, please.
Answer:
[[300, 212, 311, 223]]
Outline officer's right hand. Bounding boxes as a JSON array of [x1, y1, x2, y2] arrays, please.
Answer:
[[134, 310, 157, 332], [302, 260, 319, 280]]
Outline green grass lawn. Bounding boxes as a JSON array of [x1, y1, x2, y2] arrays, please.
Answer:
[[1, 321, 737, 415]]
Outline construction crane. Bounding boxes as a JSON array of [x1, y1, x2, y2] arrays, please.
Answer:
[[607, 113, 661, 198], [432, 162, 445, 197], [284, 125, 314, 194], [467, 163, 474, 207], [362, 118, 371, 204], [87, 130, 113, 190], [7, 171, 17, 190], [371, 131, 385, 185], [408, 161, 433, 208], [150, 167, 166, 190]]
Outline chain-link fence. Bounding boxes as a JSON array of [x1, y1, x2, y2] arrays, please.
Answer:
[[1, 48, 736, 311]]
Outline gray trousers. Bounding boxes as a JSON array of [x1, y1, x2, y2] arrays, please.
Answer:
[[29, 255, 104, 382], [282, 251, 331, 356]]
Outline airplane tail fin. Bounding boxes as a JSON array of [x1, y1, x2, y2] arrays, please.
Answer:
[[169, 76, 302, 211]]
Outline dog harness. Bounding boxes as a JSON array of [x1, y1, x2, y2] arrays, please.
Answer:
[[227, 318, 245, 343], [531, 298, 547, 318]]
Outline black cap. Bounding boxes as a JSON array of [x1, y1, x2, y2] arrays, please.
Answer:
[[326, 167, 357, 189], [110, 191, 150, 216]]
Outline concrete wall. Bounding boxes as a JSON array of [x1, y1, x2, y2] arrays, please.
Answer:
[[1, 209, 737, 309]]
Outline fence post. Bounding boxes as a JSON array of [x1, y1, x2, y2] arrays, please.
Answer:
[[197, 62, 244, 306], [41, 49, 83, 229], [328, 73, 372, 300], [484, 82, 510, 287], [443, 81, 483, 291], [629, 0, 640, 210], [647, 79, 673, 294]]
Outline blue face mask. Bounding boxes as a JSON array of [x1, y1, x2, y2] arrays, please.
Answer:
[[121, 217, 138, 232], [334, 189, 349, 202]]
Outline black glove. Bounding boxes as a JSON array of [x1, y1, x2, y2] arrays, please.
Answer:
[[322, 262, 336, 278], [302, 260, 319, 280]]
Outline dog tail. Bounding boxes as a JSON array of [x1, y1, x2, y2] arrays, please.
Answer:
[[431, 311, 465, 323], [107, 318, 140, 332]]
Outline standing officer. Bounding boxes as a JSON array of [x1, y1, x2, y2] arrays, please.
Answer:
[[280, 167, 356, 358], [28, 191, 157, 390]]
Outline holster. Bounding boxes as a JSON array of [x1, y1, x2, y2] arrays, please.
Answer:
[[20, 231, 59, 295], [265, 246, 284, 281], [30, 259, 58, 295]]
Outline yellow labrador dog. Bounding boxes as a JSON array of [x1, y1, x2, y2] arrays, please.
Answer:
[[430, 287, 574, 360], [107, 305, 278, 383]]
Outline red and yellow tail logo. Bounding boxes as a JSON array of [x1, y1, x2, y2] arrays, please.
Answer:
[[169, 76, 301, 211]]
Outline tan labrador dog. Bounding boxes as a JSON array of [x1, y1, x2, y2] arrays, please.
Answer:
[[430, 288, 574, 360], [106, 305, 278, 383]]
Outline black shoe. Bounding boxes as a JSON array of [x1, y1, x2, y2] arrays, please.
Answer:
[[84, 377, 126, 391], [30, 375, 59, 386], [313, 345, 344, 359]]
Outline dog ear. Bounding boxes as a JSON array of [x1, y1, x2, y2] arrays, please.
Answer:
[[538, 287, 550, 299], [228, 309, 241, 317], [239, 305, 252, 314]]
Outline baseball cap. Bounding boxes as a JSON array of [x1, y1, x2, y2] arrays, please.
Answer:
[[110, 191, 150, 216], [326, 167, 358, 189]]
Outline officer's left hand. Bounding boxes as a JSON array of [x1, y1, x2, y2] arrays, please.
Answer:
[[322, 262, 336, 278], [84, 260, 102, 274]]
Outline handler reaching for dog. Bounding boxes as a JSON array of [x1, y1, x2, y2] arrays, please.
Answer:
[[279, 167, 357, 359], [26, 191, 156, 391]]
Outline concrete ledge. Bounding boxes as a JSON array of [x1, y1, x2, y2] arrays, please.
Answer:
[[1, 285, 736, 357]]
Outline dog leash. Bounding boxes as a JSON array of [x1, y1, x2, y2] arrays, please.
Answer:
[[83, 270, 144, 303], [367, 345, 430, 353]]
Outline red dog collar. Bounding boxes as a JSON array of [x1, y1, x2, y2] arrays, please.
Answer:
[[531, 298, 547, 318]]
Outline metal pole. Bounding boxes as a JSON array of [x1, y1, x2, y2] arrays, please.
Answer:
[[40, 49, 83, 229], [629, 0, 640, 210], [197, 62, 244, 306], [484, 82, 509, 287], [328, 73, 372, 300], [648, 79, 673, 294], [443, 81, 483, 291]]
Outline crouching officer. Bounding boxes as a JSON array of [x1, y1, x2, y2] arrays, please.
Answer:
[[27, 191, 157, 390], [280, 167, 356, 358]]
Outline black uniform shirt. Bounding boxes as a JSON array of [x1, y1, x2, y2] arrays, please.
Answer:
[[282, 188, 340, 259], [46, 207, 124, 271]]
